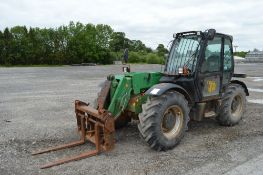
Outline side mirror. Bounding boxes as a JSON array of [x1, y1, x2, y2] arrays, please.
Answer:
[[205, 29, 216, 40]]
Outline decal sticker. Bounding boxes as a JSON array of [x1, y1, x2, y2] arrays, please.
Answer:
[[207, 80, 217, 93], [150, 88, 160, 95]]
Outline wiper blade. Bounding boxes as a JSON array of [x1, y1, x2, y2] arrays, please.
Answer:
[[183, 41, 201, 72]]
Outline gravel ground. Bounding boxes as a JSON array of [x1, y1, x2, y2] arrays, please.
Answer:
[[0, 64, 263, 175]]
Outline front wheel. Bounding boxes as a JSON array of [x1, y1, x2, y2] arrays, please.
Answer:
[[138, 91, 190, 151]]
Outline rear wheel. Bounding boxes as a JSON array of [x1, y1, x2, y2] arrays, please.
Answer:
[[138, 91, 190, 151], [217, 84, 246, 126]]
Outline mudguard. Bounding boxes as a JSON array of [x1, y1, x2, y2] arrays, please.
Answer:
[[145, 83, 193, 105], [230, 80, 249, 96]]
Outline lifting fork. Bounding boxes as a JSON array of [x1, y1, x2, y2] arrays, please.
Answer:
[[32, 100, 115, 169]]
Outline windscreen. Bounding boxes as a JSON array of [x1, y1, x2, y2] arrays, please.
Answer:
[[165, 35, 201, 74]]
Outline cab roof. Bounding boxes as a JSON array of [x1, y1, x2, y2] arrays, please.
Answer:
[[174, 30, 233, 41]]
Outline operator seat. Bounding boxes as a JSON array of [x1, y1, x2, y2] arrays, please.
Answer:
[[207, 55, 220, 72], [201, 54, 220, 72]]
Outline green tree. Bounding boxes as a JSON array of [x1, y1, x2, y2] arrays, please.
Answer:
[[0, 31, 3, 64], [96, 24, 113, 49], [2, 28, 14, 65], [129, 40, 147, 52], [110, 32, 126, 52], [156, 44, 168, 57], [0, 22, 164, 65], [146, 53, 164, 64], [10, 26, 29, 64], [234, 51, 248, 58]]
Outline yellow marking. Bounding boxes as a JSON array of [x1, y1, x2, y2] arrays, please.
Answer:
[[207, 80, 217, 93]]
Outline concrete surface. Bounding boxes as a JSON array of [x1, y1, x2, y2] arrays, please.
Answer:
[[0, 64, 263, 175], [224, 154, 263, 175]]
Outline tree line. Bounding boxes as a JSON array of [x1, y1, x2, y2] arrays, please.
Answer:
[[234, 51, 248, 58], [0, 22, 168, 66]]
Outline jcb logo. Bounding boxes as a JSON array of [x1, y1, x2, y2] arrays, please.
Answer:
[[207, 80, 217, 93]]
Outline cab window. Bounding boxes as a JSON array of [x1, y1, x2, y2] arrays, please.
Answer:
[[201, 37, 222, 73], [224, 38, 233, 71]]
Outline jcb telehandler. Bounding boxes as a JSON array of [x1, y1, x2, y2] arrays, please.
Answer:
[[33, 29, 249, 168]]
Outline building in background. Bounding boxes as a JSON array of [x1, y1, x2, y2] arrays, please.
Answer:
[[245, 50, 263, 62]]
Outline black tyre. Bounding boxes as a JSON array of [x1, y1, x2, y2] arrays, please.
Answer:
[[138, 91, 190, 151], [217, 84, 246, 126]]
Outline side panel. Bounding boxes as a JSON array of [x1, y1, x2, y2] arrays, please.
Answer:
[[128, 72, 162, 94], [107, 72, 162, 118], [159, 76, 200, 102], [202, 75, 220, 97], [108, 76, 132, 117]]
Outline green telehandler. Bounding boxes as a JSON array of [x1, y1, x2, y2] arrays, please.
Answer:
[[33, 29, 249, 168]]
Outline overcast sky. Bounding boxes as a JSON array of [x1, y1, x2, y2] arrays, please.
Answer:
[[1, 0, 262, 51]]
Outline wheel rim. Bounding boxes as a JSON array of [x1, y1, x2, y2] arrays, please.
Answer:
[[231, 94, 243, 117], [161, 105, 183, 139]]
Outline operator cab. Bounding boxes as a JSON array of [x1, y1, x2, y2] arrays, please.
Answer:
[[162, 29, 234, 103]]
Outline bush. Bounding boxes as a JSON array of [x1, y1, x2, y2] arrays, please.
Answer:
[[110, 51, 123, 61], [111, 51, 164, 64], [146, 53, 164, 64], [128, 52, 145, 63]]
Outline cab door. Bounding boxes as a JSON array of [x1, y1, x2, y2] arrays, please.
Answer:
[[198, 36, 223, 101], [222, 37, 234, 87]]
